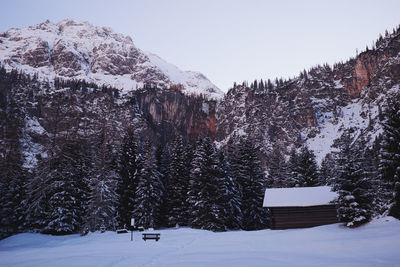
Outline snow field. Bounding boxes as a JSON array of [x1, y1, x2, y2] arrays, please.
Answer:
[[1, 217, 399, 267]]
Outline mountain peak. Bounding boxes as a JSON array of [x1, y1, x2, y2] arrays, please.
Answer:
[[0, 19, 223, 99]]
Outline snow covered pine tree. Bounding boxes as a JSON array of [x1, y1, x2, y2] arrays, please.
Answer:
[[165, 135, 189, 227], [236, 138, 268, 230], [188, 137, 226, 231], [117, 130, 143, 228], [333, 132, 372, 227], [132, 140, 163, 229], [378, 92, 400, 218]]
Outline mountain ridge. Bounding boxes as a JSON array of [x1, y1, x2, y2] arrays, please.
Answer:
[[217, 25, 400, 164], [0, 19, 223, 99]]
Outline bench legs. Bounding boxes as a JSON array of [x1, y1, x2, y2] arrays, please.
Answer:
[[142, 238, 160, 241], [142, 233, 160, 241]]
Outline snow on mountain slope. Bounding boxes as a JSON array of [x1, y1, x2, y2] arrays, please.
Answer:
[[307, 81, 400, 164], [145, 52, 221, 99], [307, 100, 380, 164], [0, 19, 223, 99]]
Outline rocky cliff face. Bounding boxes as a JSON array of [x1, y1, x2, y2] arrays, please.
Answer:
[[135, 88, 217, 141], [216, 27, 400, 164], [0, 77, 152, 169], [0, 72, 219, 169]]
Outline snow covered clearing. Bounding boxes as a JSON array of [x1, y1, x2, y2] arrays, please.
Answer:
[[1, 217, 399, 267]]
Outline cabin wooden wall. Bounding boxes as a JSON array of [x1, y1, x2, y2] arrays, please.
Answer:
[[269, 205, 338, 230]]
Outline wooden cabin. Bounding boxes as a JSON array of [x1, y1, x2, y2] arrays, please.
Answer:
[[263, 186, 339, 230]]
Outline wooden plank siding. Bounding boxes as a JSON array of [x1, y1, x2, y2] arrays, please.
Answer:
[[269, 205, 338, 230]]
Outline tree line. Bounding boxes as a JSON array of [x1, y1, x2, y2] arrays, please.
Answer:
[[0, 124, 269, 238], [1, 65, 399, 239]]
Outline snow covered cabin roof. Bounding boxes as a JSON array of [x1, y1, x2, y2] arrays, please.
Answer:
[[263, 186, 338, 207]]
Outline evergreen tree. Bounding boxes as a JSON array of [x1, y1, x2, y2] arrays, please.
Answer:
[[237, 138, 267, 230], [117, 130, 142, 227], [86, 134, 118, 232], [86, 168, 118, 232], [267, 146, 287, 187], [25, 155, 54, 231], [0, 81, 27, 238], [319, 153, 336, 186], [225, 138, 240, 184], [259, 79, 264, 90], [42, 141, 89, 234], [354, 136, 380, 217], [253, 79, 258, 90], [225, 138, 244, 228], [294, 146, 320, 187], [133, 141, 163, 229], [25, 139, 89, 234], [377, 92, 400, 218], [0, 152, 26, 238], [155, 143, 171, 227], [333, 133, 372, 227], [188, 137, 225, 231], [216, 150, 242, 230], [165, 135, 189, 227], [286, 148, 300, 187], [183, 142, 195, 222]]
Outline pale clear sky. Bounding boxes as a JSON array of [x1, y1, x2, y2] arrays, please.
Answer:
[[1, 0, 399, 92]]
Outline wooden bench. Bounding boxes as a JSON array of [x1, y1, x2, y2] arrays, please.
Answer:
[[116, 229, 128, 234], [142, 233, 160, 241]]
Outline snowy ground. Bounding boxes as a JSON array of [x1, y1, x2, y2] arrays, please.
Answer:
[[1, 217, 399, 267]]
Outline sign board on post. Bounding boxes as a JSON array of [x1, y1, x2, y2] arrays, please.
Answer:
[[130, 218, 135, 241]]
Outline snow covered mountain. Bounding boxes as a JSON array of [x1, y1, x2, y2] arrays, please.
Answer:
[[0, 19, 222, 99], [216, 26, 400, 165], [1, 19, 399, 172]]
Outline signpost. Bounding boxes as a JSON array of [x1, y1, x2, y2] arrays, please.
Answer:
[[130, 218, 135, 241]]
